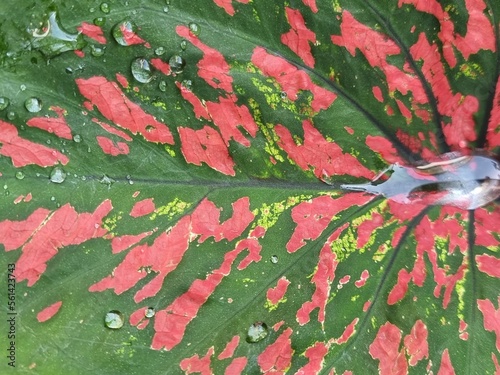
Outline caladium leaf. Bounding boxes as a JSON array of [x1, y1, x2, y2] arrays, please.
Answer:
[[0, 0, 499, 374]]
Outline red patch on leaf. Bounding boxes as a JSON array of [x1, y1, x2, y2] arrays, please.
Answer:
[[77, 22, 106, 44], [354, 270, 370, 288], [476, 254, 500, 278], [26, 106, 72, 139], [119, 23, 148, 46], [335, 318, 359, 345], [296, 242, 337, 326], [176, 26, 233, 92], [287, 194, 372, 253], [258, 328, 293, 374], [267, 277, 290, 305], [474, 207, 500, 247], [356, 213, 383, 248], [96, 136, 130, 156], [130, 198, 155, 218], [111, 232, 152, 254], [0, 208, 50, 251], [218, 335, 240, 360], [281, 7, 316, 68], [410, 33, 478, 148], [130, 306, 151, 330], [212, 0, 248, 16], [176, 82, 210, 119], [478, 298, 500, 352], [437, 349, 456, 375], [178, 125, 235, 176], [180, 347, 214, 375], [369, 322, 408, 375], [403, 320, 428, 366], [15, 201, 112, 286], [399, 0, 495, 67], [295, 342, 328, 374], [332, 11, 426, 105], [36, 301, 63, 323], [92, 118, 133, 141], [486, 77, 500, 150], [150, 58, 171, 76], [224, 357, 247, 375], [251, 47, 336, 112], [116, 73, 129, 88], [276, 120, 374, 180], [76, 76, 174, 144], [372, 86, 384, 102], [365, 135, 406, 164], [302, 0, 318, 13], [0, 120, 69, 167]]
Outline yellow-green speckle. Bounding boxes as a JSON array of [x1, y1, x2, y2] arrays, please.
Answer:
[[254, 194, 310, 230], [103, 212, 122, 232], [150, 198, 191, 220], [164, 145, 176, 157], [265, 297, 287, 312]]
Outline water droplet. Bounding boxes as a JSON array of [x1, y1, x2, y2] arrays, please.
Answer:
[[94, 17, 106, 26], [188, 22, 200, 36], [112, 20, 138, 46], [99, 174, 115, 186], [158, 80, 167, 92], [131, 58, 153, 83], [338, 151, 500, 210], [100, 2, 110, 14], [0, 97, 9, 110], [169, 55, 185, 74], [24, 97, 43, 113], [280, 91, 287, 99], [181, 79, 192, 91], [73, 134, 82, 142], [163, 6, 169, 13], [15, 171, 25, 180], [246, 322, 268, 343], [20, 84, 27, 91], [91, 45, 105, 57], [179, 40, 187, 50], [104, 310, 124, 329], [65, 67, 73, 74], [49, 167, 67, 183], [155, 46, 165, 56], [30, 11, 86, 58], [6, 111, 16, 120], [144, 307, 155, 318], [270, 255, 278, 264]]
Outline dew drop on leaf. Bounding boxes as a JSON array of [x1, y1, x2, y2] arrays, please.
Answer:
[[154, 46, 165, 56], [112, 20, 138, 46], [104, 310, 124, 329], [181, 79, 192, 91], [131, 57, 153, 83], [24, 97, 43, 113], [100, 2, 110, 14], [49, 167, 66, 184], [6, 111, 15, 120], [144, 307, 155, 318], [30, 11, 86, 58], [91, 45, 105, 57], [339, 151, 500, 210], [270, 255, 278, 264], [246, 321, 268, 343], [163, 6, 169, 13], [20, 84, 26, 91], [93, 17, 106, 26], [73, 134, 82, 143], [15, 171, 25, 180], [158, 80, 167, 92], [168, 55, 185, 74], [0, 97, 10, 110], [188, 22, 200, 36], [180, 40, 187, 50]]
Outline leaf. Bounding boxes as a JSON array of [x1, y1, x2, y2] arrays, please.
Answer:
[[0, 0, 499, 374]]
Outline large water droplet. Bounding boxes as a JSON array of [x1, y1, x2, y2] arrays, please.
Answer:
[[131, 57, 153, 83], [188, 22, 201, 36], [112, 20, 139, 46], [30, 11, 86, 58], [24, 97, 43, 113], [49, 167, 67, 183], [0, 97, 9, 111], [15, 171, 25, 180], [246, 322, 268, 343], [169, 55, 185, 74], [338, 151, 500, 210], [104, 310, 124, 329]]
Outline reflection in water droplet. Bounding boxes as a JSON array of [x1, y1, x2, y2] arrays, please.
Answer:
[[246, 322, 268, 343], [91, 45, 105, 57], [131, 58, 153, 83], [169, 55, 185, 74], [188, 22, 200, 36], [49, 167, 66, 183], [30, 11, 86, 58], [155, 46, 165, 56], [180, 40, 187, 50], [270, 255, 278, 264], [7, 111, 16, 120], [112, 20, 138, 46], [0, 97, 9, 110], [100, 2, 110, 13], [15, 171, 25, 180], [338, 151, 500, 210], [25, 97, 43, 113], [73, 134, 82, 142], [99, 174, 115, 186], [158, 81, 167, 92], [104, 310, 124, 329], [163, 6, 169, 13], [145, 307, 155, 318], [181, 79, 192, 91], [94, 17, 106, 26]]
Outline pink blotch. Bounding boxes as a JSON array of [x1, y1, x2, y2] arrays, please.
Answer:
[[26, 106, 72, 140], [257, 328, 293, 374], [111, 232, 152, 253], [281, 7, 316, 68], [369, 322, 408, 375], [295, 342, 328, 374], [437, 349, 456, 375], [372, 86, 384, 102], [180, 347, 214, 375], [130, 198, 155, 218], [218, 335, 240, 360], [96, 136, 130, 156], [403, 320, 428, 366], [478, 298, 500, 352], [77, 22, 106, 44], [37, 301, 63, 322], [267, 277, 291, 305]]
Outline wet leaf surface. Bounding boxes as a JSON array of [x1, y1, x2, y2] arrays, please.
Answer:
[[0, 0, 499, 374]]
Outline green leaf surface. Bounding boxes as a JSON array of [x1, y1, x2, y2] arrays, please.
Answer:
[[1, 0, 500, 374]]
